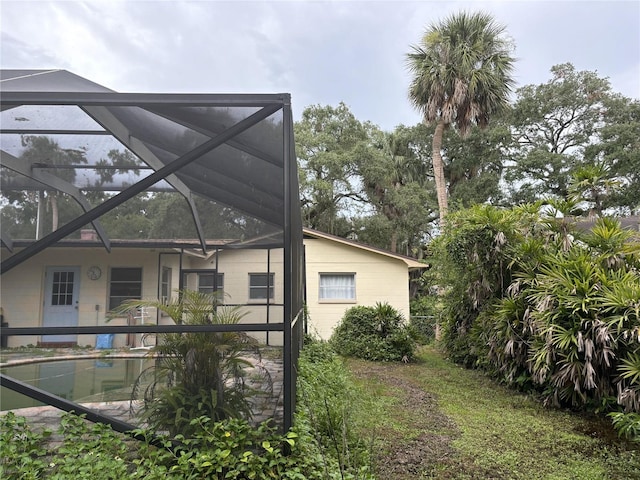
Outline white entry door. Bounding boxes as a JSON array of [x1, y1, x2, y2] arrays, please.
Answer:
[[42, 267, 80, 345]]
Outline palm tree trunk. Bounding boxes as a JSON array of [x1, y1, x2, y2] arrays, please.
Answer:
[[432, 120, 448, 223]]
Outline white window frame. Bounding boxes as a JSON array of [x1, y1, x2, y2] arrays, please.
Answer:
[[318, 273, 356, 303]]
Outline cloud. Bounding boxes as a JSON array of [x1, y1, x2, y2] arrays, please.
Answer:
[[1, 0, 637, 131]]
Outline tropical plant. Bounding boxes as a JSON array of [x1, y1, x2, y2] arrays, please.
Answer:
[[111, 290, 271, 437], [568, 161, 621, 217], [428, 204, 539, 365], [433, 202, 640, 441], [406, 11, 515, 222]]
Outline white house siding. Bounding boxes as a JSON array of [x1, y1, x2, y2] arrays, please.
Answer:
[[2, 238, 419, 347], [0, 247, 181, 348], [188, 248, 285, 346], [304, 237, 411, 340]]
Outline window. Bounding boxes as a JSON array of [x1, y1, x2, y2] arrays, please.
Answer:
[[249, 273, 274, 300], [319, 273, 355, 301], [198, 272, 224, 296], [109, 267, 142, 310], [51, 271, 75, 306], [161, 267, 171, 304]]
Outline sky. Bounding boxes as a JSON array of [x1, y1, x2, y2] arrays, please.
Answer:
[[1, 0, 639, 131]]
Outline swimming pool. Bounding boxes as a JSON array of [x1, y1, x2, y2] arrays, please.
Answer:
[[0, 357, 153, 411]]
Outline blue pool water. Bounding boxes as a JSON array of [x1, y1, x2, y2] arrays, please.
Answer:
[[1, 358, 153, 411]]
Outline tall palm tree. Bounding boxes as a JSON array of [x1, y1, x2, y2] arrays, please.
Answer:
[[407, 11, 515, 222]]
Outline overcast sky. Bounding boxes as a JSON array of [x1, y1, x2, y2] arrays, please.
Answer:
[[1, 0, 638, 131]]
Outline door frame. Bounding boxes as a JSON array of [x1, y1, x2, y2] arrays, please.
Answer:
[[40, 266, 81, 347]]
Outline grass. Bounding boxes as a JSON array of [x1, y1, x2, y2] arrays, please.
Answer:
[[347, 345, 640, 480]]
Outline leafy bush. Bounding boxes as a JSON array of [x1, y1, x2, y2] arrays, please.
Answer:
[[427, 204, 541, 366], [0, 411, 330, 480], [0, 412, 50, 478], [1, 339, 375, 479], [608, 412, 640, 443], [330, 302, 416, 362]]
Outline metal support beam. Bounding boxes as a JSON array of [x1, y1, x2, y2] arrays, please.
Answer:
[[0, 374, 139, 435], [1, 322, 285, 336], [282, 96, 294, 433], [81, 105, 208, 253], [0, 92, 289, 108]]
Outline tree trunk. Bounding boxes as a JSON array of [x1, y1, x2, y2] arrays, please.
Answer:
[[431, 120, 448, 223]]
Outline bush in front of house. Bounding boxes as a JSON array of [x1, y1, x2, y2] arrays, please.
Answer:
[[330, 302, 416, 362]]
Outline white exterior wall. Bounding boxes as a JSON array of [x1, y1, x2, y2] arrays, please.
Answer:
[[304, 237, 411, 340], [1, 239, 414, 347], [188, 248, 285, 345], [0, 247, 181, 348]]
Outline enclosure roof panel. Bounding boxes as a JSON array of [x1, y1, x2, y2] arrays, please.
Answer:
[[1, 69, 300, 271], [0, 69, 113, 93]]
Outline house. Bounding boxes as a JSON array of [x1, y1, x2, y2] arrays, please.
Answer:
[[0, 228, 426, 348], [302, 228, 427, 339]]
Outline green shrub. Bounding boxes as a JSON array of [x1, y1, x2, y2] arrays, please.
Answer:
[[609, 412, 640, 443], [0, 411, 337, 480], [297, 341, 375, 479], [0, 411, 50, 479], [330, 302, 416, 362], [431, 202, 640, 435], [1, 337, 374, 479]]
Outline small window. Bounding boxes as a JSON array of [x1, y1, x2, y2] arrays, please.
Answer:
[[319, 273, 355, 301], [198, 272, 224, 296], [161, 267, 171, 304], [51, 271, 75, 306], [249, 273, 274, 300], [109, 267, 142, 310]]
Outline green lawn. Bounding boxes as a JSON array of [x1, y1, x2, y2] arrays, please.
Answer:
[[347, 345, 639, 480]]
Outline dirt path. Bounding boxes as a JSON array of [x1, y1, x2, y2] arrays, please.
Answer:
[[348, 361, 460, 480]]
